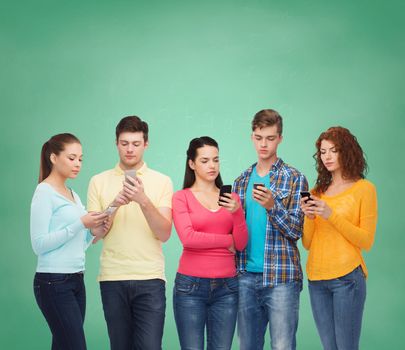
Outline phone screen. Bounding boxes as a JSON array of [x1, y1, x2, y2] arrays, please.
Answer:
[[253, 183, 265, 191]]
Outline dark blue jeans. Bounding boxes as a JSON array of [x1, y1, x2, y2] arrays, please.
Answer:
[[33, 272, 87, 350], [100, 279, 166, 350], [237, 272, 302, 350], [308, 266, 366, 350], [173, 273, 239, 350]]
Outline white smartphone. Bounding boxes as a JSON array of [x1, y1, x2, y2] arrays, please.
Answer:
[[104, 206, 117, 216], [125, 169, 137, 185]]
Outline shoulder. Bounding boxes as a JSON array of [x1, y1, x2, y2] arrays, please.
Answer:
[[31, 183, 54, 205], [173, 189, 188, 200], [234, 163, 255, 183], [279, 160, 306, 181], [355, 179, 376, 194], [146, 168, 172, 184], [89, 168, 115, 182]]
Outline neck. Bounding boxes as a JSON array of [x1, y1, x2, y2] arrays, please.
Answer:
[[119, 160, 144, 171], [191, 178, 217, 192], [45, 172, 67, 189], [330, 170, 350, 185], [256, 156, 277, 174]]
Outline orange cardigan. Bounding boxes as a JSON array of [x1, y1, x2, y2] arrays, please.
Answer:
[[303, 179, 377, 280]]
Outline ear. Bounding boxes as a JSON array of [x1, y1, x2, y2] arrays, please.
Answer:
[[188, 159, 195, 170], [144, 141, 149, 149], [278, 135, 283, 144], [50, 153, 57, 165]]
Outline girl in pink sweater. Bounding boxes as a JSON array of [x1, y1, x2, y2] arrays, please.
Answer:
[[172, 136, 248, 350]]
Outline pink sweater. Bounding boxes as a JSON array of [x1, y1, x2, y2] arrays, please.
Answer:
[[172, 189, 248, 278]]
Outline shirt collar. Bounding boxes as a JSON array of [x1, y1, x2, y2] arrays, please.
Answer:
[[113, 162, 148, 176]]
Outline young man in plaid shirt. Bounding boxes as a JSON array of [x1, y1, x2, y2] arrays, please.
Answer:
[[233, 109, 308, 350]]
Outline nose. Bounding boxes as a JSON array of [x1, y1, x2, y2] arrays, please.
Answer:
[[260, 139, 267, 148]]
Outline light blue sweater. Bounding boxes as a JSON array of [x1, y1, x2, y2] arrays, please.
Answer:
[[30, 182, 94, 273]]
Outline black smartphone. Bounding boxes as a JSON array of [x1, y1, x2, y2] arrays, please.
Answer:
[[253, 183, 265, 191], [218, 185, 232, 205], [300, 191, 312, 204]]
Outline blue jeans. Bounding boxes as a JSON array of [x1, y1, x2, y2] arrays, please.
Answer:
[[33, 272, 87, 350], [237, 272, 302, 350], [308, 266, 366, 350], [100, 279, 166, 350], [173, 273, 239, 350]]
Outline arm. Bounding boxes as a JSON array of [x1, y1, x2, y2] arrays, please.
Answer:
[[302, 216, 316, 250], [269, 174, 308, 241], [123, 175, 172, 242], [172, 191, 233, 249], [327, 184, 377, 251], [30, 188, 85, 255], [221, 194, 248, 251]]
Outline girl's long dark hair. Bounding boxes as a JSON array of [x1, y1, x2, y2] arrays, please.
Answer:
[[183, 136, 223, 189], [39, 133, 81, 183]]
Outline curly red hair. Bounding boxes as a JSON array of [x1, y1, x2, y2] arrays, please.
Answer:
[[313, 126, 368, 194]]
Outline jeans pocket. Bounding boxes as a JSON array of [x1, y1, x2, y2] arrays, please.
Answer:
[[174, 274, 197, 295], [224, 276, 239, 292]]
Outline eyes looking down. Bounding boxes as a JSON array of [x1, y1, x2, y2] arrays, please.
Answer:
[[116, 131, 148, 169], [320, 139, 340, 173], [189, 145, 220, 181], [51, 142, 83, 178]]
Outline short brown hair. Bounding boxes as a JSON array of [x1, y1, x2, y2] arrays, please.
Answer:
[[115, 116, 149, 142], [251, 109, 283, 135]]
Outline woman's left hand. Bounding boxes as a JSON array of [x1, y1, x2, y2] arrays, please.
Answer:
[[310, 195, 332, 219], [218, 193, 240, 213], [91, 216, 112, 244]]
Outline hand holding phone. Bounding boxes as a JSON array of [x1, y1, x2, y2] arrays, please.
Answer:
[[300, 191, 313, 204], [253, 183, 265, 191], [104, 206, 117, 216]]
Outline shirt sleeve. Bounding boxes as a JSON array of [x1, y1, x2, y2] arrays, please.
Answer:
[[302, 216, 316, 250], [158, 177, 173, 209], [87, 176, 103, 212], [74, 191, 94, 249], [268, 174, 308, 241], [30, 188, 85, 255], [172, 191, 233, 249], [231, 194, 248, 251], [327, 183, 378, 251]]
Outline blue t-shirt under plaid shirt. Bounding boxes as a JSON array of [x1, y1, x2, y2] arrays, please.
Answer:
[[233, 158, 308, 287]]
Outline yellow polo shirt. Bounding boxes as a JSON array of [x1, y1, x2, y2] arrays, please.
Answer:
[[87, 162, 173, 282]]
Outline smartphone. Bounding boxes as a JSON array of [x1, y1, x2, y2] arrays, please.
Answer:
[[253, 183, 265, 191], [218, 185, 232, 205], [125, 169, 137, 185], [104, 206, 117, 216], [300, 191, 312, 204]]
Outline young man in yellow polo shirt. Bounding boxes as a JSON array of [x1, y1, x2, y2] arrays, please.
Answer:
[[87, 116, 173, 350]]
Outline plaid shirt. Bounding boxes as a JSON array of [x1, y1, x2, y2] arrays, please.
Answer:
[[233, 158, 308, 287]]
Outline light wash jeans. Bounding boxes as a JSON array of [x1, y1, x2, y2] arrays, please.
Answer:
[[237, 272, 302, 350], [308, 266, 366, 350], [173, 272, 239, 350]]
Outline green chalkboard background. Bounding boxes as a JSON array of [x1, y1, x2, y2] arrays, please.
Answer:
[[1, 0, 404, 348]]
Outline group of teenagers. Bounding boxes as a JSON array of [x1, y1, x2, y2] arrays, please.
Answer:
[[30, 109, 378, 350]]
